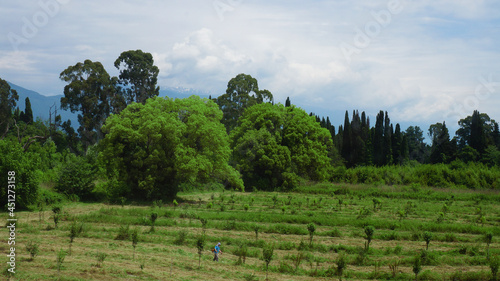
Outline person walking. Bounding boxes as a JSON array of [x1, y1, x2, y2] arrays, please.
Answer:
[[213, 242, 221, 261]]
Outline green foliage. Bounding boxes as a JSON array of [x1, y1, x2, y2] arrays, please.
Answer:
[[0, 139, 39, 209], [413, 255, 422, 280], [215, 73, 273, 133], [336, 253, 347, 280], [131, 228, 139, 260], [195, 235, 206, 268], [57, 249, 67, 272], [490, 255, 499, 281], [307, 223, 316, 245], [262, 244, 274, 276], [26, 240, 39, 260], [235, 242, 249, 265], [55, 156, 97, 201], [364, 225, 375, 250], [174, 230, 188, 245], [230, 103, 332, 190], [114, 49, 159, 105], [423, 231, 433, 250], [95, 252, 107, 268], [60, 59, 116, 150], [100, 96, 243, 201], [115, 225, 130, 240]]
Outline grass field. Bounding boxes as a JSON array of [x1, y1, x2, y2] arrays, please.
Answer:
[[3, 182, 500, 280]]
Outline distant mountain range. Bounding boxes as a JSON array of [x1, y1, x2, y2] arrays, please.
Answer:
[[8, 82, 211, 128]]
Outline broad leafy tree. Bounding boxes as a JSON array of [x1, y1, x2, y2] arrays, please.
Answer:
[[114, 50, 160, 105], [0, 78, 19, 138], [230, 103, 332, 190], [456, 111, 497, 154], [0, 139, 39, 209], [405, 126, 427, 163], [216, 74, 273, 133], [60, 60, 116, 151], [100, 96, 243, 201]]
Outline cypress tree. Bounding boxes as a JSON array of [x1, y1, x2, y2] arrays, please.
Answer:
[[392, 124, 403, 165], [21, 97, 33, 124], [373, 111, 385, 166], [342, 111, 353, 166], [470, 110, 487, 154], [383, 112, 393, 165]]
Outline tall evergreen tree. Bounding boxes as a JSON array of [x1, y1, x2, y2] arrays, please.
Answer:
[[383, 112, 393, 165], [341, 111, 353, 166], [373, 111, 385, 166], [392, 124, 401, 164], [469, 110, 487, 154], [429, 122, 454, 163], [20, 97, 33, 124], [285, 97, 291, 107], [493, 122, 500, 149]]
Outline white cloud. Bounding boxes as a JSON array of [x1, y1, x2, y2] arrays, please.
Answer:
[[0, 51, 35, 72]]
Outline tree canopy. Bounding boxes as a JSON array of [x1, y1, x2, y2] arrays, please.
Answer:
[[114, 49, 160, 105], [0, 78, 19, 138], [60, 59, 116, 150], [100, 96, 243, 201], [230, 103, 332, 190], [216, 73, 273, 133]]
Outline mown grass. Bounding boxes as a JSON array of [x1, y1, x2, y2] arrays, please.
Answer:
[[2, 182, 499, 280]]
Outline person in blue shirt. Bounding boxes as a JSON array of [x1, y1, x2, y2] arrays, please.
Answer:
[[213, 242, 221, 261]]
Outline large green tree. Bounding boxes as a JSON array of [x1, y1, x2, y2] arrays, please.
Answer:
[[114, 50, 160, 105], [0, 139, 39, 209], [100, 96, 243, 201], [216, 74, 273, 133], [230, 103, 332, 190], [60, 59, 116, 151], [405, 126, 427, 163], [456, 111, 497, 154], [429, 122, 455, 163], [0, 78, 19, 138]]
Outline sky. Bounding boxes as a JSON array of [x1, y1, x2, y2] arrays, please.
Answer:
[[1, 0, 500, 138]]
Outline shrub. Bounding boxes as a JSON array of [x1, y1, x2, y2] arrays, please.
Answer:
[[364, 225, 375, 250], [490, 255, 499, 281], [26, 240, 39, 260], [174, 230, 188, 245], [262, 244, 274, 280], [413, 255, 422, 280], [56, 249, 66, 272], [196, 235, 206, 268], [115, 225, 130, 240], [423, 231, 433, 250], [0, 140, 39, 209], [69, 221, 83, 255], [307, 223, 316, 245], [94, 252, 107, 268], [131, 228, 139, 260], [55, 156, 97, 201], [336, 253, 347, 281]]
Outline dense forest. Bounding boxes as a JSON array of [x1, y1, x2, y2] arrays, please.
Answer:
[[1, 50, 500, 209]]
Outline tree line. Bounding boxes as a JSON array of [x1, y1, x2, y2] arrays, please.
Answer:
[[1, 49, 500, 209]]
